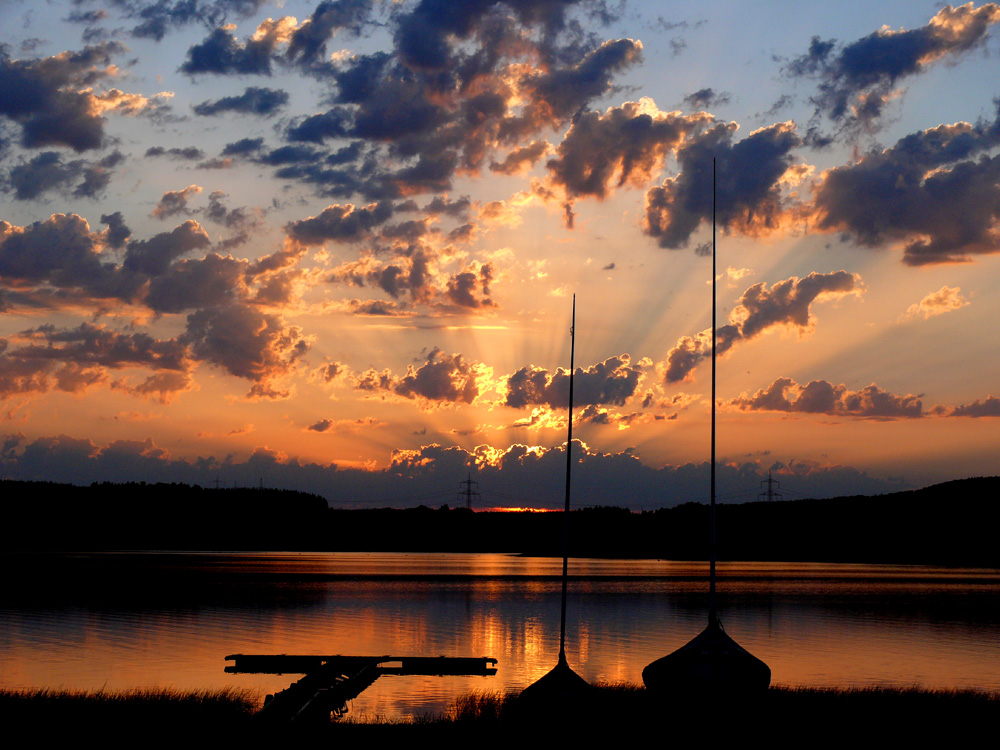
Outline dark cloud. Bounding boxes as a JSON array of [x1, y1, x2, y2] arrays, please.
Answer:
[[355, 347, 489, 407], [423, 195, 471, 218], [144, 253, 248, 313], [445, 264, 495, 309], [0, 321, 193, 401], [0, 213, 110, 289], [100, 212, 131, 249], [0, 431, 909, 508], [181, 303, 309, 398], [812, 108, 1000, 265], [342, 298, 413, 316], [286, 0, 376, 66], [193, 86, 290, 116], [663, 272, 861, 383], [683, 88, 731, 109], [525, 37, 643, 121], [547, 100, 711, 200], [644, 120, 801, 249], [286, 201, 394, 244], [151, 185, 204, 220], [221, 137, 265, 156], [205, 190, 253, 230], [14, 322, 190, 372], [489, 140, 551, 175], [787, 5, 1000, 132], [102, 0, 271, 42], [935, 396, 1000, 418], [145, 146, 205, 160], [730, 377, 923, 419], [285, 108, 354, 143], [504, 354, 644, 409], [306, 416, 381, 433], [7, 150, 122, 200], [0, 42, 124, 151], [123, 220, 212, 277], [245, 3, 639, 200], [180, 23, 281, 76]]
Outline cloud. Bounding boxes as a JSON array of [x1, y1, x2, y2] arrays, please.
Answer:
[[0, 322, 194, 402], [489, 140, 551, 175], [810, 109, 1000, 264], [14, 322, 190, 371], [218, 3, 640, 201], [0, 213, 113, 292], [546, 98, 712, 201], [306, 416, 384, 433], [683, 88, 732, 109], [663, 271, 862, 382], [123, 220, 212, 277], [192, 86, 290, 116], [644, 120, 802, 249], [7, 150, 123, 200], [937, 395, 1000, 417], [787, 4, 1000, 132], [145, 146, 205, 160], [504, 354, 645, 409], [730, 377, 923, 419], [143, 252, 247, 313], [180, 303, 309, 399], [180, 20, 289, 76], [113, 371, 197, 404], [576, 404, 654, 429], [117, 0, 271, 42], [0, 432, 909, 508], [0, 42, 124, 151], [445, 264, 496, 309], [285, 0, 376, 66], [902, 285, 970, 320], [152, 185, 204, 219], [354, 347, 493, 408], [286, 202, 395, 244]]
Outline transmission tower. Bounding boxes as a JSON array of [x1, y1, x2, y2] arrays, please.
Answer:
[[456, 471, 482, 509], [757, 469, 782, 502]]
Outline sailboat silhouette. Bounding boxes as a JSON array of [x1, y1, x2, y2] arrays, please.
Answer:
[[642, 159, 770, 693], [519, 294, 590, 702]]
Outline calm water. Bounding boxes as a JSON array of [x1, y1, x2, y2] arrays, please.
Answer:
[[3, 552, 1000, 718]]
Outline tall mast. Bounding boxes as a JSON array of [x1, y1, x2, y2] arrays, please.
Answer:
[[559, 293, 576, 663], [709, 157, 717, 627]]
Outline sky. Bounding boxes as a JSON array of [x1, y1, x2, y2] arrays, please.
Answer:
[[1, 0, 999, 509]]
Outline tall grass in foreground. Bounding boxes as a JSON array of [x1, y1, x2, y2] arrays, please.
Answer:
[[0, 686, 259, 735], [3, 684, 999, 742]]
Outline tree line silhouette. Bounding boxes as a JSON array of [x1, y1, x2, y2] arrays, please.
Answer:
[[5, 477, 999, 566]]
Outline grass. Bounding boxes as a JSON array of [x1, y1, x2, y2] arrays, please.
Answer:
[[3, 683, 998, 744]]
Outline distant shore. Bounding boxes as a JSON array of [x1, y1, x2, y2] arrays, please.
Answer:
[[7, 476, 1000, 566], [3, 684, 999, 741]]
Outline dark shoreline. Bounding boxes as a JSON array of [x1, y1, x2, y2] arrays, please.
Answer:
[[7, 476, 1000, 566]]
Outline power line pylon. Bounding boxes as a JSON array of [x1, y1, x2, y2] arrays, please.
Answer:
[[757, 469, 782, 502], [456, 471, 481, 510]]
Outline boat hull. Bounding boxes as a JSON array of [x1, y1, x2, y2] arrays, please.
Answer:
[[642, 620, 771, 694]]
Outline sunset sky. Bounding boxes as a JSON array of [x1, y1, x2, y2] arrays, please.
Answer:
[[2, 0, 999, 508]]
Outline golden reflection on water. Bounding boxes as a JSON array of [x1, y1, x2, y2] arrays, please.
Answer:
[[4, 553, 1000, 718]]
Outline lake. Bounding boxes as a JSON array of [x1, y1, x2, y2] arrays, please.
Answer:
[[3, 552, 1000, 718]]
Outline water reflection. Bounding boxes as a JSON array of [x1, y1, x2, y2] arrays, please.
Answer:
[[3, 552, 1000, 718]]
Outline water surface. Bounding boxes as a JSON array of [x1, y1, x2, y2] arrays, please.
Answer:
[[3, 552, 999, 718]]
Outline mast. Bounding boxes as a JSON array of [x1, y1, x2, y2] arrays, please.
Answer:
[[559, 293, 576, 663], [641, 158, 770, 693], [709, 157, 718, 628], [518, 294, 589, 702]]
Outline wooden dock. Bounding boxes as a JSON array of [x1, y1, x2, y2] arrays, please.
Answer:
[[225, 653, 498, 721]]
